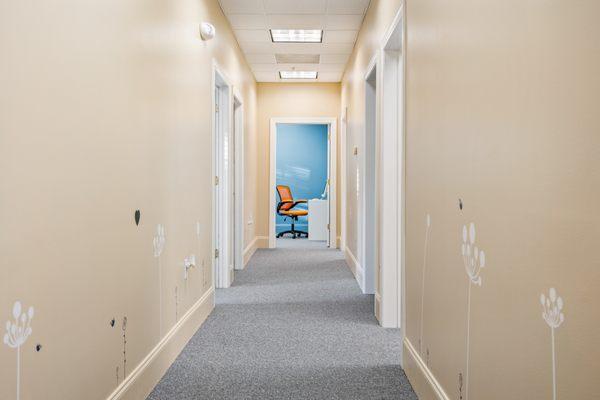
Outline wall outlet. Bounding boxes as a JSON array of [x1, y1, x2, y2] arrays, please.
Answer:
[[184, 255, 196, 280]]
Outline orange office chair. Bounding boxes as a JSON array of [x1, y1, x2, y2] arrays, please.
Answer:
[[276, 185, 308, 239]]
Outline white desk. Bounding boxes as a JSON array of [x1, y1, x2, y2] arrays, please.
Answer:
[[308, 199, 328, 241]]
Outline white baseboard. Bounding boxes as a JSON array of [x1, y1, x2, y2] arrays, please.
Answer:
[[403, 337, 450, 400], [344, 247, 358, 275], [374, 292, 382, 322], [106, 287, 215, 400], [243, 237, 258, 267], [256, 235, 269, 248], [243, 236, 269, 267], [344, 247, 365, 291]]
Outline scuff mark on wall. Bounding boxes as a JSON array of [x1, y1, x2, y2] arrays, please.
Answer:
[[419, 214, 431, 355]]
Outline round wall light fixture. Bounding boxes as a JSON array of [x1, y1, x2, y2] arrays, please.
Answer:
[[200, 22, 215, 41]]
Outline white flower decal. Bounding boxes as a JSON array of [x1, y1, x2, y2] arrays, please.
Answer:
[[460, 222, 487, 400], [3, 301, 34, 400], [540, 288, 565, 400], [3, 301, 33, 349], [153, 224, 166, 258], [153, 223, 166, 339], [461, 223, 486, 286], [540, 288, 564, 329]]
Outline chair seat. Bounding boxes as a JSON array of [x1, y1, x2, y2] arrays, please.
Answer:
[[280, 209, 308, 217]]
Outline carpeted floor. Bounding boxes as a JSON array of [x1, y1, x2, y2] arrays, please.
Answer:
[[147, 247, 417, 400], [276, 238, 328, 249]]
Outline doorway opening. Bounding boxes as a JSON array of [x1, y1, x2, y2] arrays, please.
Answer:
[[379, 8, 405, 329], [269, 118, 337, 250], [361, 57, 378, 298], [232, 93, 244, 272], [212, 62, 240, 289]]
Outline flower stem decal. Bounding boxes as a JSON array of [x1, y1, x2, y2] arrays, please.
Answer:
[[121, 316, 128, 380], [420, 214, 431, 355], [461, 223, 486, 400], [3, 301, 34, 400], [197, 221, 206, 288], [540, 288, 564, 400], [153, 224, 165, 338]]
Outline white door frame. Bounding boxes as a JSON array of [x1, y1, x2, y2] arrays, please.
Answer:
[[269, 117, 338, 249], [379, 5, 406, 331], [360, 54, 379, 297], [340, 106, 347, 252], [212, 61, 234, 289], [233, 90, 244, 272]]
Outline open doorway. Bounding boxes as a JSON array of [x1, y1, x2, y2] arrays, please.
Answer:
[[379, 8, 405, 329], [269, 118, 337, 249], [232, 93, 244, 272], [212, 62, 242, 289], [361, 57, 378, 298]]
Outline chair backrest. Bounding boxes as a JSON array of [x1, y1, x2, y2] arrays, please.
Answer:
[[276, 185, 294, 211]]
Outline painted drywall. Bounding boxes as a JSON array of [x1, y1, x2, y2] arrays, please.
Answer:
[[341, 0, 600, 399], [275, 124, 328, 234], [0, 1, 256, 399], [256, 83, 341, 246]]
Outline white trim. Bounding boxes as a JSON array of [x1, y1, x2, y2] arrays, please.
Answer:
[[364, 52, 379, 81], [233, 90, 244, 271], [340, 106, 347, 252], [269, 117, 338, 249], [212, 60, 234, 289], [404, 337, 451, 400], [243, 237, 258, 258], [378, 4, 405, 330], [360, 53, 379, 296], [344, 247, 365, 292], [242, 236, 258, 267], [106, 287, 215, 400]]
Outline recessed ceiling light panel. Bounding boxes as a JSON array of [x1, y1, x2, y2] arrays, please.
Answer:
[[275, 54, 321, 64], [279, 71, 318, 79], [270, 29, 323, 43]]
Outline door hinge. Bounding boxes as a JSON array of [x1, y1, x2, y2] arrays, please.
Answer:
[[215, 249, 219, 258], [215, 104, 219, 113], [215, 176, 219, 185], [327, 223, 330, 230]]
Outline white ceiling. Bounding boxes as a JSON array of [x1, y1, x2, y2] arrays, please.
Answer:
[[218, 0, 370, 82]]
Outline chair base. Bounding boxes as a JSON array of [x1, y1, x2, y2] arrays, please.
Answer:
[[277, 230, 308, 239]]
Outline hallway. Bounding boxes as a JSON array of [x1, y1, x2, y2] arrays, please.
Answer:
[[147, 247, 416, 400]]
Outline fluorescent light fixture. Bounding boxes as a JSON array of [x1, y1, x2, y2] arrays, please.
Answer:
[[270, 29, 323, 43], [276, 54, 320, 64], [279, 71, 318, 79]]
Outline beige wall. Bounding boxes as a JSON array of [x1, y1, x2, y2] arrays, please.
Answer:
[[256, 83, 341, 244], [342, 0, 600, 399], [0, 1, 256, 399]]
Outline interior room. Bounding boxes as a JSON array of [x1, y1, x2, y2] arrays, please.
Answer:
[[274, 123, 330, 248], [1, 0, 598, 399]]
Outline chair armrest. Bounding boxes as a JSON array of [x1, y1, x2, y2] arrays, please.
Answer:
[[295, 199, 308, 203]]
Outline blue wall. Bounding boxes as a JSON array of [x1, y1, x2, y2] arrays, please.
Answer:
[[276, 124, 328, 234]]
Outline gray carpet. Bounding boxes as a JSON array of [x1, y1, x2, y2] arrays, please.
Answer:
[[147, 247, 418, 400], [276, 238, 328, 249]]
